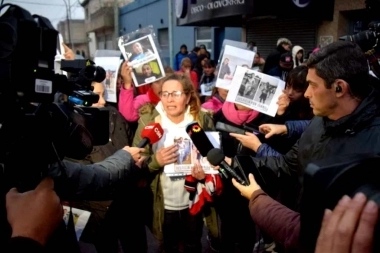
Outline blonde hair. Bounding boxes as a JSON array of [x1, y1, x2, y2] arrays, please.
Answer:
[[161, 73, 201, 121]]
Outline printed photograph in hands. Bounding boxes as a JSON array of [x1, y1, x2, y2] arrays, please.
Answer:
[[226, 66, 285, 117], [253, 81, 278, 106], [174, 137, 192, 166], [103, 67, 116, 90], [237, 71, 261, 100], [122, 35, 156, 63], [132, 59, 164, 85], [215, 45, 255, 90]]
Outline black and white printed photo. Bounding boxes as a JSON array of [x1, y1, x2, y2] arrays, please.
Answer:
[[120, 35, 157, 64], [132, 59, 164, 86], [253, 80, 278, 106], [237, 71, 261, 100], [226, 66, 285, 117]]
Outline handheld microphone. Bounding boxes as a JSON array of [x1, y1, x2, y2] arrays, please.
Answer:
[[207, 148, 248, 186], [186, 122, 229, 179], [137, 123, 164, 148]]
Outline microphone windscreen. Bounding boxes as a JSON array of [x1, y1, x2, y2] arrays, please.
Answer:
[[141, 123, 164, 145], [186, 121, 215, 157], [207, 148, 225, 166]]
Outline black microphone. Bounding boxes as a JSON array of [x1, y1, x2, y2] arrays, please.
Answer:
[[186, 121, 229, 179], [207, 148, 248, 186]]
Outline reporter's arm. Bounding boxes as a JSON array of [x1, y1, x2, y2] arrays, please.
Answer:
[[251, 141, 299, 178], [256, 143, 281, 157], [249, 190, 300, 250], [285, 120, 311, 139], [50, 149, 136, 200]]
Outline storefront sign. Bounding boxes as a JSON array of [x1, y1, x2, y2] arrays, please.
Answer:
[[177, 0, 253, 26]]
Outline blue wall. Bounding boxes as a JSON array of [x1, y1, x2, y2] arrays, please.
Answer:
[[119, 0, 243, 68]]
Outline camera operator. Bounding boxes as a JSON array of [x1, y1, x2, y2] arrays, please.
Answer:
[[220, 41, 380, 251]]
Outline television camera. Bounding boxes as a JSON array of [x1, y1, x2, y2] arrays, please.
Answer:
[[340, 0, 380, 77], [300, 154, 380, 253], [0, 3, 109, 193]]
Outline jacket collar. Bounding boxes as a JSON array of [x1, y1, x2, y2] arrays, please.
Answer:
[[323, 89, 380, 135]]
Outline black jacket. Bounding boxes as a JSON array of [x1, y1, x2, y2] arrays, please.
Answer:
[[252, 90, 380, 205]]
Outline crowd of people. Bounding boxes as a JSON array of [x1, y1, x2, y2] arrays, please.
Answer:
[[6, 39, 380, 253]]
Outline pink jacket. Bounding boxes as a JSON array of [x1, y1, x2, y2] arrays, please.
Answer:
[[201, 96, 224, 114], [118, 87, 150, 122]]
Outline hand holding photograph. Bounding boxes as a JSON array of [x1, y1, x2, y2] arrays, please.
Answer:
[[164, 132, 220, 176], [216, 45, 255, 90], [226, 66, 286, 117], [118, 34, 166, 87]]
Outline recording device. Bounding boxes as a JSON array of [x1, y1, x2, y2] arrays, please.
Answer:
[[234, 155, 266, 189], [216, 122, 262, 136], [340, 0, 380, 78], [186, 122, 229, 179], [207, 148, 248, 186], [137, 123, 164, 148], [300, 154, 380, 253], [0, 4, 108, 192]]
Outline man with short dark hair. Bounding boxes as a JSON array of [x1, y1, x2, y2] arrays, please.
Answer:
[[227, 41, 380, 251]]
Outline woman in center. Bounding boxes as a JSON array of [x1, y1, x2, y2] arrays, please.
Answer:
[[133, 73, 219, 253]]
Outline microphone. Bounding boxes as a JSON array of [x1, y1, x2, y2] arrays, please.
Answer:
[[186, 121, 229, 179], [207, 148, 248, 186], [137, 123, 164, 148]]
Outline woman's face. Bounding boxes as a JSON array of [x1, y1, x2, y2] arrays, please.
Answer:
[[296, 51, 303, 60], [161, 80, 190, 118], [203, 65, 214, 75], [254, 54, 260, 64], [92, 82, 106, 107], [217, 88, 228, 100], [285, 85, 304, 102]]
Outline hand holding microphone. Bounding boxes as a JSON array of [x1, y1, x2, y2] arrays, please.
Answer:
[[207, 148, 248, 186], [137, 123, 164, 148]]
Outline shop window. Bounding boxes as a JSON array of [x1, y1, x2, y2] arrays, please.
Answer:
[[195, 27, 212, 55], [158, 28, 169, 66], [158, 28, 169, 51]]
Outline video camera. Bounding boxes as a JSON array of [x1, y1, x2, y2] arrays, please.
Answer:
[[0, 4, 109, 192], [300, 154, 380, 253], [340, 0, 380, 77]]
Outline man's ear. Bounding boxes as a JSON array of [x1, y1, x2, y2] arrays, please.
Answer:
[[334, 79, 349, 98]]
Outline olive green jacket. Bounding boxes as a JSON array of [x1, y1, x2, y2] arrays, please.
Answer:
[[132, 103, 217, 243]]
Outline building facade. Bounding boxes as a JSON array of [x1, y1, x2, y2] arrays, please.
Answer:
[[177, 0, 369, 59], [57, 19, 89, 57], [80, 0, 134, 58], [119, 0, 242, 68]]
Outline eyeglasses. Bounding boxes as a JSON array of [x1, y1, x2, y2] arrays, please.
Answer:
[[159, 91, 185, 99]]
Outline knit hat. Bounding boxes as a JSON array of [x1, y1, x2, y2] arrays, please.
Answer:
[[277, 38, 292, 46]]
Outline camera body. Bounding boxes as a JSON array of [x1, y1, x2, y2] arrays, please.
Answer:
[[300, 154, 380, 253], [0, 4, 109, 191]]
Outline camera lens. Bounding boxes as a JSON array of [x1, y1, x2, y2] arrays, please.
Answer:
[[93, 66, 106, 83]]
